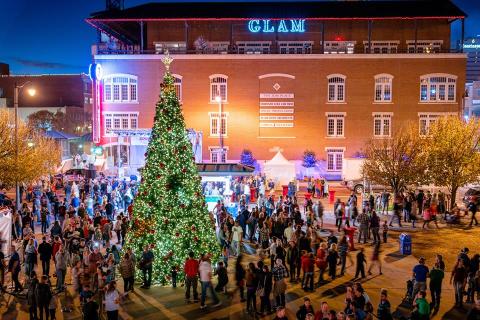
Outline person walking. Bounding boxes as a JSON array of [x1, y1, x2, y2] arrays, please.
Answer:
[[27, 271, 39, 320], [334, 199, 344, 232], [55, 244, 68, 292], [316, 242, 328, 284], [338, 236, 349, 276], [184, 251, 200, 302], [301, 252, 315, 292], [38, 236, 52, 276], [429, 261, 445, 313], [245, 262, 258, 314], [140, 245, 154, 289], [357, 210, 369, 244], [272, 259, 288, 308], [326, 244, 339, 280], [451, 259, 468, 308], [231, 221, 243, 257], [259, 264, 273, 316], [119, 252, 135, 293], [370, 211, 381, 244], [199, 253, 221, 309], [355, 248, 367, 279], [468, 199, 478, 227], [368, 242, 382, 276], [104, 281, 121, 320], [36, 275, 52, 320], [234, 255, 246, 302]]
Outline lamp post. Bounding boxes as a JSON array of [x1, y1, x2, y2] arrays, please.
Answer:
[[215, 94, 224, 162], [14, 82, 36, 210]]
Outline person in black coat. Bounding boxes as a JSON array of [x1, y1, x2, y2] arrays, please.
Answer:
[[35, 275, 52, 320], [27, 271, 39, 320], [83, 294, 99, 320], [296, 297, 315, 320], [355, 248, 367, 279], [38, 237, 52, 276], [326, 245, 339, 280], [259, 265, 273, 316]]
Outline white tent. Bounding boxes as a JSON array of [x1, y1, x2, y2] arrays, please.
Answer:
[[0, 208, 12, 257], [264, 151, 296, 187]]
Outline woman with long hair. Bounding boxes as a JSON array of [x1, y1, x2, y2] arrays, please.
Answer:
[[104, 280, 121, 320]]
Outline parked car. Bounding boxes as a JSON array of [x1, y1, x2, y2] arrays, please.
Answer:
[[462, 187, 480, 207], [55, 168, 97, 183], [346, 179, 390, 194]]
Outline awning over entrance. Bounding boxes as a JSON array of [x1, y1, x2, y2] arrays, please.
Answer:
[[196, 163, 255, 177]]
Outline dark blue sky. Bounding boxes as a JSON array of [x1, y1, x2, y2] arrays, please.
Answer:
[[0, 0, 478, 75]]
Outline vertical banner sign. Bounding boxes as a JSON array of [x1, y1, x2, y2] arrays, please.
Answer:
[[258, 75, 296, 138], [89, 63, 103, 144]]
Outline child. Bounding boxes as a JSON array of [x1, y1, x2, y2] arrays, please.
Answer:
[[215, 261, 229, 293], [382, 221, 389, 243], [49, 294, 58, 320], [377, 289, 392, 319], [171, 265, 178, 288]]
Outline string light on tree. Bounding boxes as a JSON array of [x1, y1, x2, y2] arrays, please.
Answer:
[[124, 51, 220, 285]]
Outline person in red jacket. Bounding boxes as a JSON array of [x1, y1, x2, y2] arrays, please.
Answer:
[[301, 252, 315, 292], [184, 251, 199, 302], [316, 242, 328, 285]]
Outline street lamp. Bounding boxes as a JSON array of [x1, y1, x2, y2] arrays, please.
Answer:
[[14, 81, 36, 210], [215, 94, 224, 162]]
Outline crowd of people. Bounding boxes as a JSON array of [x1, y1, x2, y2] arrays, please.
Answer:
[[1, 174, 480, 320]]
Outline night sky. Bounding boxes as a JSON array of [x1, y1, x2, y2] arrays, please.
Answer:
[[1, 0, 478, 75]]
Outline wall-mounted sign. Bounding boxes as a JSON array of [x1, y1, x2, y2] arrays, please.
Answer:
[[88, 63, 103, 81], [248, 19, 306, 33]]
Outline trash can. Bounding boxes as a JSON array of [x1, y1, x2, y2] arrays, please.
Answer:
[[282, 185, 289, 197], [328, 190, 336, 204], [399, 233, 412, 255]]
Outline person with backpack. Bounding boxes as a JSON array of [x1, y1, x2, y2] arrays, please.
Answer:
[[36, 275, 53, 320]]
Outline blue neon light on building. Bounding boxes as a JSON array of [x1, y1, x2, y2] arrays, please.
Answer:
[[248, 19, 306, 33]]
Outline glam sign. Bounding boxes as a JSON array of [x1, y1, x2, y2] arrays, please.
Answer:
[[248, 19, 306, 33]]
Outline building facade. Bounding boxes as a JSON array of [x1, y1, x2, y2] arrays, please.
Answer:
[[87, 0, 467, 178]]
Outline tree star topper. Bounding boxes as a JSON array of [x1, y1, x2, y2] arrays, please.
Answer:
[[162, 51, 174, 71]]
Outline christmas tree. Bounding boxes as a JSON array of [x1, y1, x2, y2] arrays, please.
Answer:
[[125, 54, 220, 285]]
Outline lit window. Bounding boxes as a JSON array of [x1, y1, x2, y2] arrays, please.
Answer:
[[419, 74, 457, 102], [172, 74, 182, 101], [210, 147, 227, 163], [373, 113, 392, 137], [407, 40, 443, 53], [326, 113, 345, 137], [374, 74, 393, 102], [326, 148, 344, 171], [278, 41, 313, 54], [363, 41, 399, 54], [209, 112, 227, 136], [103, 113, 139, 135], [210, 75, 228, 102], [327, 74, 346, 102], [324, 41, 356, 54], [103, 74, 138, 103]]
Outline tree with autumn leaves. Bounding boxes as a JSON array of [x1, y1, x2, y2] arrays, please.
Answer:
[[0, 109, 60, 188], [362, 117, 480, 209], [125, 58, 219, 285]]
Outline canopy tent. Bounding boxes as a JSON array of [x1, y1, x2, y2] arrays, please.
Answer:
[[264, 151, 296, 187], [0, 208, 12, 257]]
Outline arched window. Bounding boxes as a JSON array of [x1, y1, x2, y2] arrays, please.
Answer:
[[327, 74, 346, 102], [172, 74, 182, 101], [210, 74, 228, 102], [374, 74, 393, 102], [103, 74, 138, 103], [419, 74, 457, 102]]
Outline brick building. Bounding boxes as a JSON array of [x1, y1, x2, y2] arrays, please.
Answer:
[[87, 0, 467, 178]]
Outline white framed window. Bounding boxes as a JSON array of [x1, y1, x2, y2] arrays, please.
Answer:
[[327, 74, 346, 102], [374, 74, 393, 102], [373, 113, 392, 137], [209, 147, 228, 163], [210, 74, 228, 102], [278, 41, 313, 54], [363, 41, 399, 54], [326, 148, 344, 172], [236, 41, 271, 54], [407, 40, 443, 53], [324, 41, 356, 54], [209, 112, 228, 136], [326, 112, 345, 137], [172, 74, 182, 101], [103, 74, 138, 103], [103, 113, 139, 134], [154, 42, 186, 54], [419, 74, 457, 102], [418, 113, 456, 136]]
